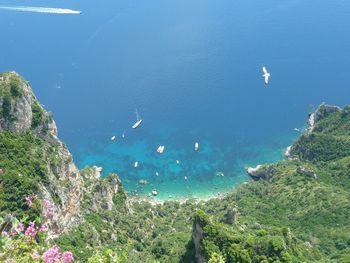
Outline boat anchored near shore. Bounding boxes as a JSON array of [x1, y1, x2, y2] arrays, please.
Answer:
[[156, 145, 165, 154], [132, 109, 143, 129], [195, 142, 199, 151]]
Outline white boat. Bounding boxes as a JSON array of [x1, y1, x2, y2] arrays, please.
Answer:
[[156, 145, 165, 154], [294, 128, 300, 132], [111, 135, 116, 141], [122, 131, 126, 138], [155, 172, 159, 176], [159, 146, 165, 154], [195, 142, 199, 151], [132, 119, 142, 129], [132, 109, 143, 129], [176, 160, 180, 164], [134, 161, 138, 168]]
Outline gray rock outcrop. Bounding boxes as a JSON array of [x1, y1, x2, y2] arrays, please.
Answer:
[[226, 207, 238, 225], [81, 168, 124, 211], [308, 103, 341, 133], [192, 222, 205, 263], [246, 165, 272, 180], [296, 166, 317, 179]]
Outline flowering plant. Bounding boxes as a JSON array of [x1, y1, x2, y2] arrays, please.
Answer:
[[0, 197, 74, 262]]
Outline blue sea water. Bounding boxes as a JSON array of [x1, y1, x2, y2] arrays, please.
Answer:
[[1, 0, 350, 199]]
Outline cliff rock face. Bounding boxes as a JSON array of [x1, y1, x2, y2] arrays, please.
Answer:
[[225, 207, 238, 225], [81, 167, 124, 212], [192, 222, 205, 263], [0, 72, 81, 238], [307, 103, 341, 133], [0, 71, 126, 240], [0, 72, 57, 136], [246, 165, 274, 180], [296, 166, 317, 179]]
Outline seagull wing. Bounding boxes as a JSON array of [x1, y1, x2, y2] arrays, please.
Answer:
[[262, 66, 268, 74], [264, 75, 269, 84]]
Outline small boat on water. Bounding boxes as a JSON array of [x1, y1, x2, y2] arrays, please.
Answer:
[[122, 131, 126, 138], [176, 160, 180, 164], [156, 145, 165, 154], [195, 142, 199, 151], [111, 135, 116, 141], [134, 161, 138, 168], [132, 109, 143, 129]]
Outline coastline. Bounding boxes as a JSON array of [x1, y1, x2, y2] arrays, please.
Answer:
[[125, 137, 301, 204], [127, 190, 231, 206]]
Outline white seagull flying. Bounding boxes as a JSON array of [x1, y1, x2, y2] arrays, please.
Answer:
[[262, 66, 270, 85]]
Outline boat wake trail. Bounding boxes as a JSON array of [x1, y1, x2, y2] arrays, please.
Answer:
[[0, 6, 81, 15]]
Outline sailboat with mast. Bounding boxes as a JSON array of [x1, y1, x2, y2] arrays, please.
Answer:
[[132, 109, 143, 129]]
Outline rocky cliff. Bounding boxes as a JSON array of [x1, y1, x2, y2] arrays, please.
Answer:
[[0, 72, 123, 239], [307, 103, 341, 133]]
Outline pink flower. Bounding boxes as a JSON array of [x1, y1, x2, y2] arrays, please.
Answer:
[[25, 222, 37, 239], [42, 246, 61, 263], [39, 223, 47, 232], [43, 199, 55, 219], [1, 231, 8, 236], [25, 195, 35, 207], [18, 222, 24, 232], [31, 250, 41, 260], [5, 259, 14, 263], [9, 228, 17, 236], [61, 251, 74, 263]]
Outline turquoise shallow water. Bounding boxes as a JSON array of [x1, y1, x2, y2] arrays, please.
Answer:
[[0, 0, 349, 199], [74, 130, 300, 200]]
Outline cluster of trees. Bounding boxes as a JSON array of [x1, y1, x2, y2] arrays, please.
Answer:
[[0, 73, 23, 121], [195, 210, 310, 262], [0, 132, 48, 222]]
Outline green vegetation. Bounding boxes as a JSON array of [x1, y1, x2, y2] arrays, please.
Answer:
[[0, 132, 47, 222], [1, 74, 350, 262], [195, 210, 318, 262], [31, 102, 45, 129], [55, 200, 197, 262], [0, 72, 24, 121], [112, 185, 126, 208]]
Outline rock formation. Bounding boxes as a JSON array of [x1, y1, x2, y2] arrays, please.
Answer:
[[81, 167, 124, 211], [246, 165, 272, 180], [307, 103, 341, 133], [226, 207, 238, 225], [0, 72, 123, 239], [296, 166, 317, 179], [192, 222, 205, 263]]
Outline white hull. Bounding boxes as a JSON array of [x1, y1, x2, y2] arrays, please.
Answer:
[[195, 142, 199, 151], [132, 119, 142, 129]]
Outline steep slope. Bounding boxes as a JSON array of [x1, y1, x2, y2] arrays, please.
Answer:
[[0, 72, 124, 241]]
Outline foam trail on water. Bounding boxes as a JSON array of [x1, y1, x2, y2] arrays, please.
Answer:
[[0, 6, 81, 14]]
